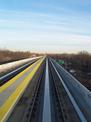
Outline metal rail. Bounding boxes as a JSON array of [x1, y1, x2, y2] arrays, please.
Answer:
[[50, 58, 87, 122], [0, 58, 45, 122], [49, 64, 67, 122], [1, 57, 90, 122], [22, 60, 46, 122], [49, 60, 77, 122], [0, 59, 38, 86]]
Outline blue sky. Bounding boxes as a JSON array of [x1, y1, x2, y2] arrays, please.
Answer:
[[0, 0, 91, 53]]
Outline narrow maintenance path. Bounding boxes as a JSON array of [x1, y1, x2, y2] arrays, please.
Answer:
[[42, 59, 51, 122]]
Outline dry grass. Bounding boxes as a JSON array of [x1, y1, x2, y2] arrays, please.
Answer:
[[49, 51, 91, 90], [0, 49, 32, 64]]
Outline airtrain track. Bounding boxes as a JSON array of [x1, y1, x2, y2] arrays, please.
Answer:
[[0, 57, 40, 86], [49, 60, 80, 122], [0, 56, 91, 122]]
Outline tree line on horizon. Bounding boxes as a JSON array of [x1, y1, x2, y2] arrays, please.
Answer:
[[49, 51, 91, 73], [0, 49, 91, 73], [0, 49, 39, 64]]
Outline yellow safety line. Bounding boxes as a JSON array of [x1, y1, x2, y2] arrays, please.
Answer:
[[0, 58, 41, 93], [0, 57, 45, 122]]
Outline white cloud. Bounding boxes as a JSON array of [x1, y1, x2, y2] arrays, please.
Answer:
[[0, 9, 91, 53]]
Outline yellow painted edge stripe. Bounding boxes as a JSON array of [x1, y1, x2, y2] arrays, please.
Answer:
[[0, 57, 45, 122], [0, 58, 41, 93]]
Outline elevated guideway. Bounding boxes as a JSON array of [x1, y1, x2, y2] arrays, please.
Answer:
[[0, 56, 91, 122], [0, 57, 45, 122]]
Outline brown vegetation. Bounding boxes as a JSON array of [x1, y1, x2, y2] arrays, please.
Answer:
[[50, 51, 91, 73], [49, 51, 91, 90], [0, 49, 40, 64]]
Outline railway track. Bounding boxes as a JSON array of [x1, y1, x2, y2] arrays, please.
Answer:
[[22, 61, 45, 122], [51, 58, 91, 122], [49, 59, 80, 122], [0, 56, 91, 122], [0, 58, 40, 86], [0, 57, 45, 122]]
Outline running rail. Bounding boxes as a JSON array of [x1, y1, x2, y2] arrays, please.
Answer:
[[0, 57, 45, 122], [0, 57, 39, 86], [50, 58, 91, 122], [0, 56, 42, 73]]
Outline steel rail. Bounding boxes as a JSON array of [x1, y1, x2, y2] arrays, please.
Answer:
[[50, 59, 87, 122]]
